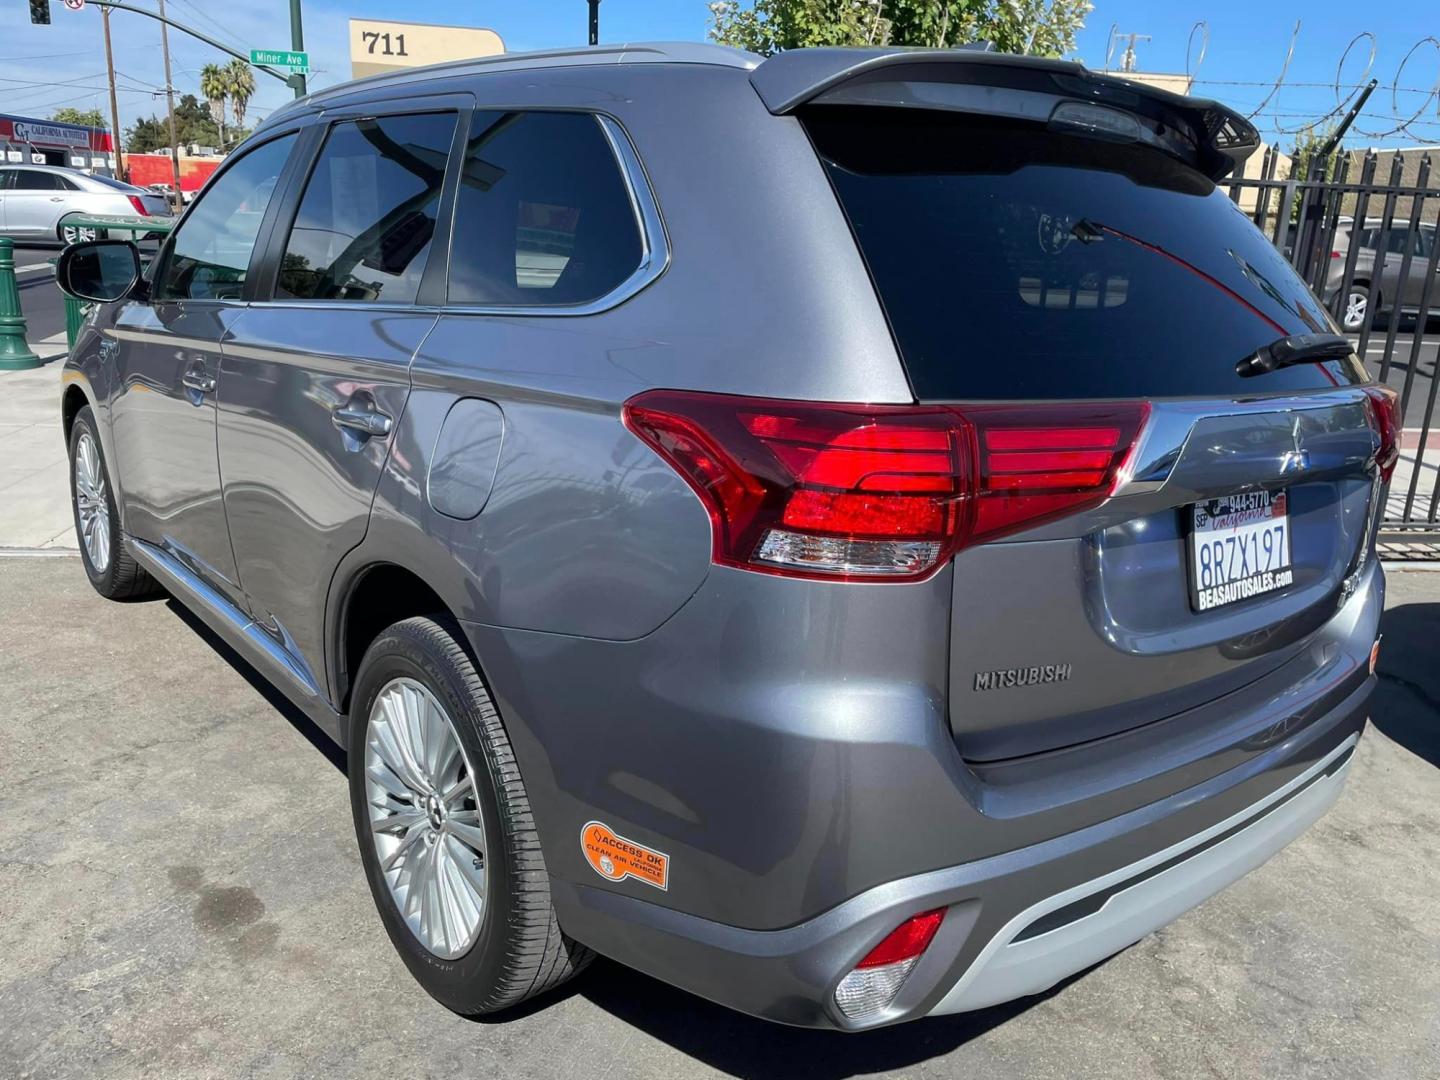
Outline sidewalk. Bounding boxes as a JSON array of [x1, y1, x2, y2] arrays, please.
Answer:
[[0, 357, 74, 550]]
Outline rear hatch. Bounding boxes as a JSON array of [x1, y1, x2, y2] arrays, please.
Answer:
[[798, 98, 1388, 761]]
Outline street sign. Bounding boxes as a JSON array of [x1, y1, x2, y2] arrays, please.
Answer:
[[62, 0, 85, 11], [250, 49, 309, 72]]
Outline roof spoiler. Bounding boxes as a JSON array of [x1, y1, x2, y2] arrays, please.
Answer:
[[750, 47, 1259, 182]]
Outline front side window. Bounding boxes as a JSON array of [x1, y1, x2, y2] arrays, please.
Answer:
[[447, 111, 643, 307], [155, 133, 296, 301], [275, 112, 456, 304]]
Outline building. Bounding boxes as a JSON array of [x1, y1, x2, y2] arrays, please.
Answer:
[[0, 113, 116, 174]]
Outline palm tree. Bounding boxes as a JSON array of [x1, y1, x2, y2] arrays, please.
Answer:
[[226, 59, 255, 139], [199, 63, 228, 147]]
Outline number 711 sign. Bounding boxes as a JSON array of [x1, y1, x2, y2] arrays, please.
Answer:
[[349, 18, 504, 80]]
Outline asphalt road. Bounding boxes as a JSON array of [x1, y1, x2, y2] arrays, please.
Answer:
[[0, 557, 1437, 1080], [12, 243, 67, 350], [1351, 324, 1440, 428]]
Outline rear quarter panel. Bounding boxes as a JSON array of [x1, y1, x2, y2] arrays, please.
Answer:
[[336, 62, 911, 650]]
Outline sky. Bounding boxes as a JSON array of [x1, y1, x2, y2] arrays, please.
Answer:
[[0, 0, 1437, 150]]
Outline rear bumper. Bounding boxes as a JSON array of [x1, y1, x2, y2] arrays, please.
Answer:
[[550, 677, 1370, 1030]]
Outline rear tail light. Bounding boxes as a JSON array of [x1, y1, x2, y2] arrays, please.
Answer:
[[126, 195, 150, 217], [1363, 385, 1402, 481], [623, 391, 1148, 582], [834, 908, 946, 1021]]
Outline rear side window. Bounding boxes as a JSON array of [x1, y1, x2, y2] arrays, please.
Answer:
[[803, 108, 1364, 400], [276, 112, 457, 304], [447, 111, 642, 307]]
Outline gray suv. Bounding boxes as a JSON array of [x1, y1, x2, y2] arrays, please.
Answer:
[[1325, 217, 1439, 330], [56, 44, 1396, 1031]]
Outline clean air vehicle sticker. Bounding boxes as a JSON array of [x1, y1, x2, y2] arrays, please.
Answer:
[[581, 821, 669, 891]]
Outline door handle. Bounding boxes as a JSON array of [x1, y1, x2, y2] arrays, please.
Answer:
[[49, 196, 65, 202], [332, 402, 393, 438], [181, 368, 216, 394]]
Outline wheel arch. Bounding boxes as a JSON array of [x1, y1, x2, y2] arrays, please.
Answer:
[[61, 382, 92, 445], [330, 559, 459, 713]]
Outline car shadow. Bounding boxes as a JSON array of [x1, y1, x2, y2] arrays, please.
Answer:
[[162, 596, 347, 774], [549, 958, 1093, 1077], [468, 953, 1107, 1077], [1372, 600, 1440, 769]]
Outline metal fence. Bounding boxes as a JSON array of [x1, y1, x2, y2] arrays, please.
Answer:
[[1226, 149, 1440, 540]]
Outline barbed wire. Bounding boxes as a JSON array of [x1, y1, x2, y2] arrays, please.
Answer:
[[1180, 20, 1440, 144]]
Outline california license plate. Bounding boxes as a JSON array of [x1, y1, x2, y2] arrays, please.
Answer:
[[1188, 491, 1294, 612]]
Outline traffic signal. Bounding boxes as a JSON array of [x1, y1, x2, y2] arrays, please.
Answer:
[[30, 0, 50, 25]]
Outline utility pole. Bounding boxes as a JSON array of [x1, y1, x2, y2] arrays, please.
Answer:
[[588, 0, 600, 46], [289, 0, 307, 98], [157, 0, 182, 199], [102, 9, 123, 180]]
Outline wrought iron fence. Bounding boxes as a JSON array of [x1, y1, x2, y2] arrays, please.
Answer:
[[1227, 149, 1440, 539]]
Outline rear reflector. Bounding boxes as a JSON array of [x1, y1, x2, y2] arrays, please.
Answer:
[[1363, 385, 1402, 482], [834, 909, 946, 1021], [623, 391, 1148, 581], [126, 195, 150, 217]]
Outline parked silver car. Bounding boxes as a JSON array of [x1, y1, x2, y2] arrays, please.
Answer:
[[54, 43, 1395, 1031], [1325, 217, 1439, 330], [0, 164, 169, 243]]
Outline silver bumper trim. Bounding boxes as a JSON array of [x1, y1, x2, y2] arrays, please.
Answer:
[[929, 732, 1360, 1015]]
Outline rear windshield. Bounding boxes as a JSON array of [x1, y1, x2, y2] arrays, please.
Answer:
[[803, 108, 1365, 400], [87, 174, 145, 193]]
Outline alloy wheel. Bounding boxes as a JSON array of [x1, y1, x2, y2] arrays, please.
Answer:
[[1344, 290, 1368, 330], [61, 226, 98, 244], [365, 677, 488, 959], [73, 431, 111, 573]]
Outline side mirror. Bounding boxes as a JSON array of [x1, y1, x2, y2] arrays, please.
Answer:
[[55, 240, 143, 304]]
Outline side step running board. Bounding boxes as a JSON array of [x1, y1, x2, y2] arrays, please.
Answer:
[[128, 537, 348, 747]]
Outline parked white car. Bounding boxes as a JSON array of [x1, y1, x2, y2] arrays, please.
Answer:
[[0, 165, 170, 244]]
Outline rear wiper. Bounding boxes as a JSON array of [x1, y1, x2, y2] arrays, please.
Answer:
[[1235, 333, 1354, 378]]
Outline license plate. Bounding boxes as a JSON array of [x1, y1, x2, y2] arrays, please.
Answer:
[[1188, 491, 1294, 612]]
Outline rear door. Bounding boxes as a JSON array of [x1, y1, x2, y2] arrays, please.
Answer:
[[217, 100, 464, 689], [802, 105, 1384, 760]]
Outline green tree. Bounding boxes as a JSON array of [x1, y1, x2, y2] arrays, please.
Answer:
[[125, 116, 168, 154], [199, 63, 229, 146], [226, 59, 255, 135], [1291, 125, 1341, 183], [707, 0, 1092, 57], [51, 107, 106, 128], [124, 97, 223, 155]]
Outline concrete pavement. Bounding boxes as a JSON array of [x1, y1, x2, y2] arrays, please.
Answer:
[[0, 361, 73, 550], [0, 557, 1438, 1080]]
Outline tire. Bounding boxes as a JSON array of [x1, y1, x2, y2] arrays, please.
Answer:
[[59, 225, 100, 244], [348, 616, 593, 1015], [67, 406, 159, 599], [1340, 284, 1374, 332]]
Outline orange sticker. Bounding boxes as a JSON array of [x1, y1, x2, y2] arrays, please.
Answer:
[[581, 821, 669, 891]]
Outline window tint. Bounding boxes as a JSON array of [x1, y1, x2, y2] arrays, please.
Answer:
[[10, 170, 64, 191], [276, 112, 456, 304], [155, 134, 295, 302], [803, 108, 1363, 400], [448, 111, 643, 307]]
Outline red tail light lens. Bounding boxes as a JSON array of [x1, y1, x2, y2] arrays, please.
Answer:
[[1363, 385, 1402, 481], [126, 195, 150, 216], [857, 908, 946, 969], [623, 391, 1148, 581]]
